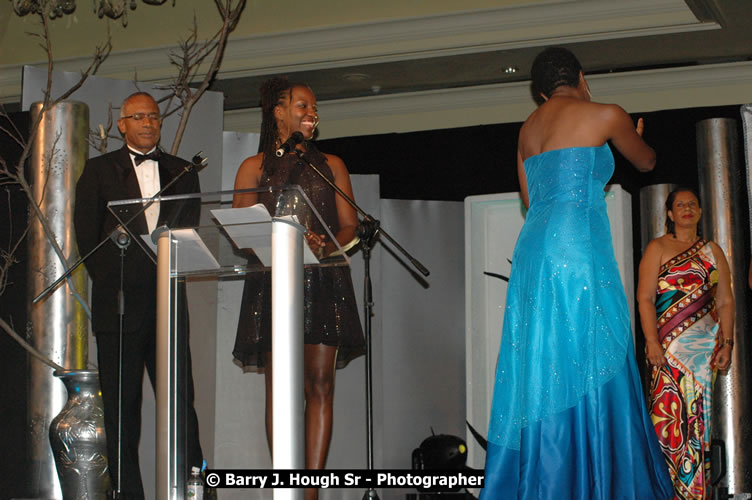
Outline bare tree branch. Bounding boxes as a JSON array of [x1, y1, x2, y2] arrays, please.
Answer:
[[42, 12, 54, 111], [0, 317, 65, 372], [0, 187, 28, 297], [3, 0, 244, 371], [166, 0, 246, 154], [88, 102, 119, 154], [0, 9, 111, 368], [0, 105, 27, 148], [0, 124, 26, 150], [55, 38, 112, 104]]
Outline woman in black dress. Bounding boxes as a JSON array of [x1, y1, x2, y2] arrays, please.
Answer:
[[233, 77, 365, 500]]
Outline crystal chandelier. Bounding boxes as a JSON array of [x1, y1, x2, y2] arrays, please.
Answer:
[[11, 0, 172, 21]]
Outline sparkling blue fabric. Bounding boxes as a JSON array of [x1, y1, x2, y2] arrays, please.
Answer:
[[480, 145, 673, 499]]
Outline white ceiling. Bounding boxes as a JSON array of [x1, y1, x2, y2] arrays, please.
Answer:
[[207, 0, 750, 108]]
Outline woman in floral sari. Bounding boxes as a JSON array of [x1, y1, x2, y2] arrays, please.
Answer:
[[637, 187, 735, 500]]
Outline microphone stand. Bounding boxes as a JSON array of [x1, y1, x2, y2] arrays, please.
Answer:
[[33, 151, 208, 305], [292, 149, 429, 277], [357, 217, 380, 500], [113, 228, 130, 500], [293, 148, 429, 500]]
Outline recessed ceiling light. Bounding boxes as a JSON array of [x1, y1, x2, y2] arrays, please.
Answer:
[[343, 73, 369, 82], [504, 66, 519, 74]]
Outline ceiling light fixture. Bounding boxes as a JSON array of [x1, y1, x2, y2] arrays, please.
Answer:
[[504, 66, 519, 74], [342, 73, 370, 82]]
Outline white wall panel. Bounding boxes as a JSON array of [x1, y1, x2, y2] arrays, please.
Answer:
[[378, 199, 465, 499]]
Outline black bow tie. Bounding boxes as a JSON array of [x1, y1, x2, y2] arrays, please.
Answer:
[[133, 149, 161, 166]]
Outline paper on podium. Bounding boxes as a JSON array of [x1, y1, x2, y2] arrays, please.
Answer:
[[141, 228, 220, 273], [211, 204, 319, 266]]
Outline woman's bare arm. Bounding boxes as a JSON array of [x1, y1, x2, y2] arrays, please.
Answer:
[[233, 154, 262, 208], [516, 147, 530, 209], [710, 241, 735, 370], [637, 239, 665, 366], [602, 105, 656, 172]]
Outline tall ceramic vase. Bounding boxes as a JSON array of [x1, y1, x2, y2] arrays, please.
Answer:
[[49, 369, 110, 499]]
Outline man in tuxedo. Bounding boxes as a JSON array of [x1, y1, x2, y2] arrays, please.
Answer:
[[74, 91, 203, 499]]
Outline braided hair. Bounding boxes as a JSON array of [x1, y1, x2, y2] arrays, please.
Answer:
[[531, 47, 583, 99], [258, 76, 309, 174], [665, 186, 702, 238]]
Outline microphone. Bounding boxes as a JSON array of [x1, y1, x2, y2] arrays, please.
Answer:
[[191, 151, 209, 170], [275, 132, 304, 157]]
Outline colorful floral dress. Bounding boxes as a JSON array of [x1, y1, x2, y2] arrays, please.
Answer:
[[649, 238, 720, 500]]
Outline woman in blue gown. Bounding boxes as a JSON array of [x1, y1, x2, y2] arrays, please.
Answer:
[[479, 47, 673, 499]]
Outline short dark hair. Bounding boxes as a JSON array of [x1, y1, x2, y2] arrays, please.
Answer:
[[665, 186, 702, 237], [119, 91, 156, 118], [530, 47, 582, 99]]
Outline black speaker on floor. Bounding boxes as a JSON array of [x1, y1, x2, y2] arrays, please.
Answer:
[[411, 432, 473, 496], [412, 434, 467, 472]]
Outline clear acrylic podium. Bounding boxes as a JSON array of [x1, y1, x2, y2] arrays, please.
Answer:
[[108, 186, 350, 500]]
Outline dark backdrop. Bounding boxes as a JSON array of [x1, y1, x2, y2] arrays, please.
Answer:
[[0, 111, 30, 500], [319, 104, 746, 201]]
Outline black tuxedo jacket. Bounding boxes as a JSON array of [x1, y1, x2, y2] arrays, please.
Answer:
[[74, 145, 200, 334]]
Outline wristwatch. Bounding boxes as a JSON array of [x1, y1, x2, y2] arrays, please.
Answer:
[[719, 337, 734, 348]]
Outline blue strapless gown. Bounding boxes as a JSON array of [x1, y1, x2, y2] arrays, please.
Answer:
[[479, 145, 673, 499]]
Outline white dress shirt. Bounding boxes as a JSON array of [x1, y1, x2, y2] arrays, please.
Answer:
[[128, 147, 160, 234]]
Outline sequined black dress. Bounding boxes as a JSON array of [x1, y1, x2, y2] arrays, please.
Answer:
[[233, 143, 365, 370]]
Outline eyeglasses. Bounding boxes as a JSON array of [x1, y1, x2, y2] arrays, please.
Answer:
[[121, 112, 162, 122]]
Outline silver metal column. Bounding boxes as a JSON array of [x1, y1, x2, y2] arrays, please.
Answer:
[[637, 184, 677, 390], [26, 101, 89, 499], [272, 219, 305, 500], [155, 228, 184, 500], [639, 183, 676, 251], [742, 105, 752, 243], [696, 117, 752, 495]]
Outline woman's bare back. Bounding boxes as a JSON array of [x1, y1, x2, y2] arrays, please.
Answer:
[[518, 97, 612, 161]]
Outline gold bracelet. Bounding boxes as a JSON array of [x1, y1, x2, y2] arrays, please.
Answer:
[[719, 337, 734, 348]]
